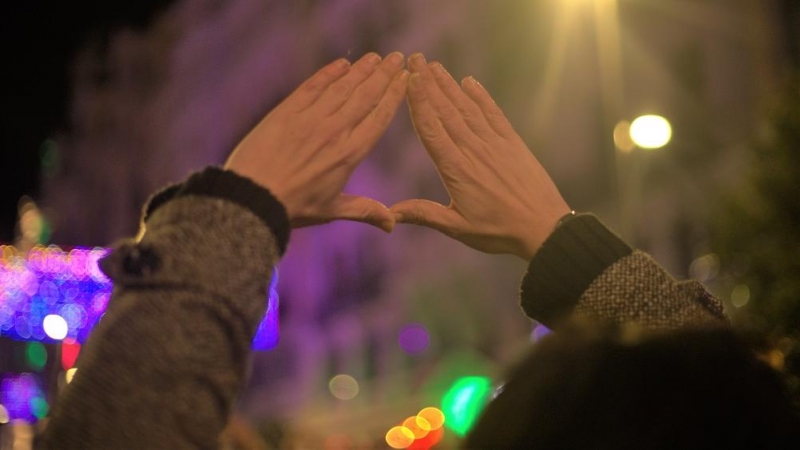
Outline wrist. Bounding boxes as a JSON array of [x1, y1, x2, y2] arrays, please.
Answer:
[[517, 208, 576, 261]]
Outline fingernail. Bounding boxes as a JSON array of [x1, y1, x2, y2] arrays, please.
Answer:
[[431, 63, 446, 74], [334, 58, 350, 69], [365, 52, 381, 65], [409, 53, 427, 69], [386, 52, 404, 67], [408, 73, 421, 88]]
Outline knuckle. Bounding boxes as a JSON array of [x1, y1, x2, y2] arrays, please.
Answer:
[[438, 104, 459, 121], [406, 207, 425, 224], [388, 81, 406, 98], [303, 78, 324, 93], [417, 119, 441, 139], [370, 104, 393, 128], [486, 109, 506, 123], [354, 85, 379, 105], [460, 105, 481, 121], [329, 81, 353, 99]]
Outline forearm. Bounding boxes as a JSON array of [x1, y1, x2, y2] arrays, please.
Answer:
[[40, 169, 289, 449], [520, 214, 726, 329]]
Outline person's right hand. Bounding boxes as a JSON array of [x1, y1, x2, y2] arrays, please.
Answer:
[[391, 54, 572, 260], [225, 52, 408, 232]]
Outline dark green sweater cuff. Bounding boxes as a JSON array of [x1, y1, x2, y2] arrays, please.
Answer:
[[519, 214, 632, 327], [143, 167, 291, 255]]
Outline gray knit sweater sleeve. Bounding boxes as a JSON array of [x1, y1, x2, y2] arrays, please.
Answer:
[[40, 168, 289, 449], [520, 214, 727, 329]]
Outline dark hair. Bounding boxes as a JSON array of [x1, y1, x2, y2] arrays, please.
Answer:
[[465, 322, 800, 449]]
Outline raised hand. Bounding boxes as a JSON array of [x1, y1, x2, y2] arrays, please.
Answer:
[[391, 54, 571, 259], [225, 52, 409, 232]]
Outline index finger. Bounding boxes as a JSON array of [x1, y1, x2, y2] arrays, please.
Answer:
[[284, 58, 351, 112], [461, 76, 517, 139], [407, 71, 463, 167]]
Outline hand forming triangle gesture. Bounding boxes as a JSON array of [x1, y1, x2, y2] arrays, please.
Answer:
[[224, 52, 571, 260]]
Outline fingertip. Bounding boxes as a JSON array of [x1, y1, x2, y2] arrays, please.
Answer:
[[333, 58, 351, 70], [363, 52, 382, 65], [461, 76, 480, 90], [386, 51, 405, 67], [381, 220, 396, 233], [398, 69, 410, 82], [429, 62, 446, 74], [408, 53, 427, 71]]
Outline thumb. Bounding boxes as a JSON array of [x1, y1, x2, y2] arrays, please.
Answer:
[[331, 194, 396, 233], [390, 199, 461, 234]]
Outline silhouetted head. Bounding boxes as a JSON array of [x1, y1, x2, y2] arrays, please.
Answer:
[[466, 322, 800, 449]]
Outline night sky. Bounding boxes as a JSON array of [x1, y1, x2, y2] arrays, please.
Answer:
[[1, 1, 176, 242]]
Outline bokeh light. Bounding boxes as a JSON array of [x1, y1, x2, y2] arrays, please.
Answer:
[[25, 342, 47, 371], [629, 114, 672, 149], [689, 253, 720, 282], [0, 245, 279, 350], [408, 425, 444, 450], [1, 373, 44, 422], [441, 376, 492, 436], [613, 120, 635, 152], [403, 415, 430, 439], [0, 245, 109, 343], [65, 368, 78, 384], [385, 426, 415, 449], [731, 284, 751, 308], [43, 314, 68, 340], [61, 339, 81, 370], [251, 268, 280, 351], [0, 404, 9, 424], [417, 407, 445, 431], [398, 323, 430, 355], [328, 374, 359, 400], [532, 323, 551, 342], [30, 396, 49, 419]]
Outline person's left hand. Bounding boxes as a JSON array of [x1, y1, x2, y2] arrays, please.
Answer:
[[224, 52, 408, 232]]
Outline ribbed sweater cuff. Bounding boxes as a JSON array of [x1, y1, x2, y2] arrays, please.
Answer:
[[143, 167, 291, 255], [519, 214, 631, 327]]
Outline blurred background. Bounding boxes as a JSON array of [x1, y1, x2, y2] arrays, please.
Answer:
[[2, 0, 799, 448]]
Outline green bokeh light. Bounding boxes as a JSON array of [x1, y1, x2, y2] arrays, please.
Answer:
[[441, 376, 492, 436], [25, 342, 48, 371], [30, 397, 49, 420]]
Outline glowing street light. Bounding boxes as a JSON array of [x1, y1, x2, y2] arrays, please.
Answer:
[[629, 115, 672, 149], [43, 314, 68, 340]]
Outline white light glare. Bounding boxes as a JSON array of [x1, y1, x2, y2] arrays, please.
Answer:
[[629, 115, 672, 149], [43, 314, 69, 340]]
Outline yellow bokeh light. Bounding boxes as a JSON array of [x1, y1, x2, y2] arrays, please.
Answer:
[[403, 416, 430, 439], [328, 374, 359, 400], [0, 404, 9, 424], [414, 415, 432, 431], [385, 426, 415, 449], [417, 406, 445, 431], [629, 115, 672, 149], [731, 284, 750, 308], [613, 120, 635, 153], [66, 367, 78, 384]]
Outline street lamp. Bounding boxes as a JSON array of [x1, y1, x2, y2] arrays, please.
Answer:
[[629, 114, 672, 149]]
